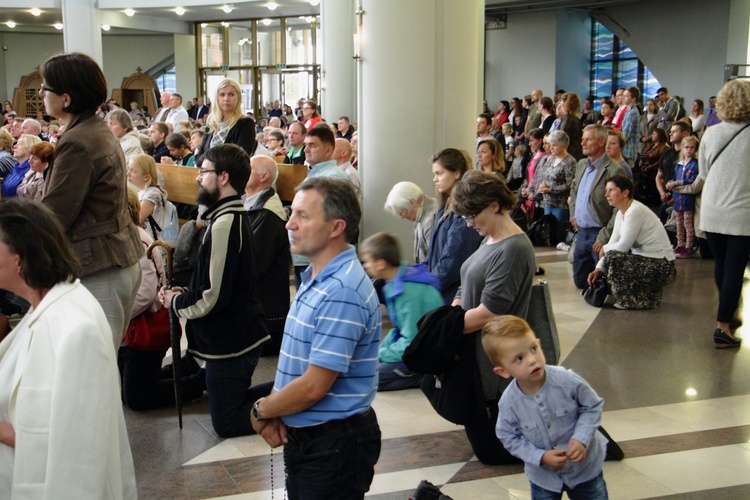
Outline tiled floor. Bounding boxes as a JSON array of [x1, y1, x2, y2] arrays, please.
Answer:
[[124, 249, 750, 499]]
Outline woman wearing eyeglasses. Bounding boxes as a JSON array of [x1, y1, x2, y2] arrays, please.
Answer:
[[301, 99, 322, 130], [39, 52, 142, 350], [451, 169, 536, 465]]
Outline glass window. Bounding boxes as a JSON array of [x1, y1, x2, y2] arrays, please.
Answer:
[[201, 24, 224, 67], [229, 22, 253, 67], [589, 19, 660, 105], [157, 68, 176, 94], [617, 59, 639, 88], [258, 19, 282, 66], [286, 17, 315, 65]]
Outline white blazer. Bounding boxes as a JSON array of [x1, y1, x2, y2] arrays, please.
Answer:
[[0, 280, 137, 499]]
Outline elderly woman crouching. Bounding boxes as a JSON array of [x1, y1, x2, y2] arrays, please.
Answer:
[[587, 175, 675, 309]]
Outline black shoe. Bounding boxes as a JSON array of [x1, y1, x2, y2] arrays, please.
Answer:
[[535, 266, 545, 276], [730, 317, 743, 331], [714, 328, 741, 349]]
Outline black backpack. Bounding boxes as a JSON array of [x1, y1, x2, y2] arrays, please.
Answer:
[[527, 214, 560, 247]]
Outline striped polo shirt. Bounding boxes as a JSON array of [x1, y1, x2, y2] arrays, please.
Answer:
[[274, 246, 381, 427]]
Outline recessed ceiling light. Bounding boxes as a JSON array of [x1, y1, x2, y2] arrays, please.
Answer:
[[261, 19, 272, 26], [309, 0, 320, 5], [7, 21, 16, 28], [174, 7, 186, 15], [124, 9, 135, 16], [200, 23, 207, 28], [221, 22, 229, 27], [30, 8, 42, 16], [222, 5, 233, 13], [101, 24, 111, 31], [54, 22, 63, 30], [267, 2, 278, 10]]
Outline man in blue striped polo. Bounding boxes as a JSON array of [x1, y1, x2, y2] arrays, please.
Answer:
[[250, 176, 382, 499]]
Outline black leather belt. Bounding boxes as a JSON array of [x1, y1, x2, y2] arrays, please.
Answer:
[[286, 408, 374, 443]]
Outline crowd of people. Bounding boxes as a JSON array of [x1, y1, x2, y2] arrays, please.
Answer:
[[0, 48, 747, 499]]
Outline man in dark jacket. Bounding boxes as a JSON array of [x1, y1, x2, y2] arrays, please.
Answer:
[[244, 156, 291, 355], [161, 143, 269, 438]]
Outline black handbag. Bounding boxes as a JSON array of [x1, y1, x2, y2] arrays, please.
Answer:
[[582, 276, 608, 307]]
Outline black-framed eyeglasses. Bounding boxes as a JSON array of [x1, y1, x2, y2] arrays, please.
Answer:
[[461, 213, 479, 224], [198, 169, 218, 176], [39, 84, 60, 95]]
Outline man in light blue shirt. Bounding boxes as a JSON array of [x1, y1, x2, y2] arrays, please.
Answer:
[[569, 125, 626, 289], [251, 176, 381, 499]]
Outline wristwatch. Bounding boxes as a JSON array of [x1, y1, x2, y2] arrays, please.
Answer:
[[252, 399, 264, 421]]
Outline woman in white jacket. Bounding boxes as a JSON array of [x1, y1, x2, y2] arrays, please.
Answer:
[[0, 198, 137, 499]]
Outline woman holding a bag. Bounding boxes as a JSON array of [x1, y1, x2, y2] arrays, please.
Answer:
[[586, 175, 675, 310], [118, 189, 205, 410]]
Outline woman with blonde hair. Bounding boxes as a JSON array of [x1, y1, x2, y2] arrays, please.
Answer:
[[698, 78, 750, 347], [195, 78, 257, 166], [126, 154, 168, 239], [426, 148, 483, 304], [476, 138, 506, 177]]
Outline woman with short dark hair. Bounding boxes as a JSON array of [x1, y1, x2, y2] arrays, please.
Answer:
[[39, 52, 142, 350], [0, 198, 137, 497], [587, 174, 675, 309], [451, 169, 536, 465]]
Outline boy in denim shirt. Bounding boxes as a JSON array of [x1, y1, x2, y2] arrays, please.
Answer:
[[482, 315, 609, 499]]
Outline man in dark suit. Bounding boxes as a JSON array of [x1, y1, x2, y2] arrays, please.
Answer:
[[569, 124, 627, 289], [193, 97, 209, 122]]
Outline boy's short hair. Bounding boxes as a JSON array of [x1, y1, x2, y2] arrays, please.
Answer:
[[481, 315, 534, 367], [359, 231, 401, 268]]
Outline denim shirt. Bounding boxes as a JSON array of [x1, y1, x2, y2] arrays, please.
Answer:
[[574, 154, 606, 229], [496, 365, 607, 491]]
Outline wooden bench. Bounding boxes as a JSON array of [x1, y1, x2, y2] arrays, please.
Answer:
[[275, 162, 307, 203], [157, 162, 308, 210]]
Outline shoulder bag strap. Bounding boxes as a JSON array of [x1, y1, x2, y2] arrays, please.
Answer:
[[709, 122, 750, 169]]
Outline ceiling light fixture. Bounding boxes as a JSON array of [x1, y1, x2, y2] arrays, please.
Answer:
[[267, 2, 278, 10], [124, 9, 135, 16], [101, 24, 111, 31], [174, 7, 186, 15], [222, 5, 233, 13], [54, 22, 63, 30], [309, 0, 320, 5], [200, 23, 207, 28], [30, 8, 42, 16], [7, 21, 16, 28], [261, 18, 272, 26], [304, 16, 315, 23], [221, 21, 229, 27]]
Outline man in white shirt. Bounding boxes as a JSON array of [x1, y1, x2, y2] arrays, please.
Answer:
[[165, 93, 189, 129], [153, 92, 172, 123]]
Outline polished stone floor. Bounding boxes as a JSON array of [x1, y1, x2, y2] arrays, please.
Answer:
[[124, 249, 750, 499]]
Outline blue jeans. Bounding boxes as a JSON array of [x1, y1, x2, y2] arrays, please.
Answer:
[[284, 409, 381, 500], [377, 362, 423, 391], [530, 471, 608, 500], [572, 227, 601, 289], [204, 347, 262, 438]]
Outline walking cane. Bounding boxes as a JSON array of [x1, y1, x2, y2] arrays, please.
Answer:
[[147, 241, 184, 429]]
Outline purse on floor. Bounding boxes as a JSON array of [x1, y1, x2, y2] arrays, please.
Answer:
[[582, 276, 608, 308]]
